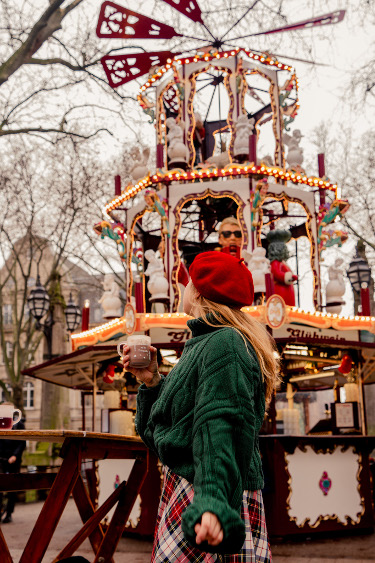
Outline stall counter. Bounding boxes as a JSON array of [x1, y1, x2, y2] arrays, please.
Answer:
[[260, 435, 375, 538]]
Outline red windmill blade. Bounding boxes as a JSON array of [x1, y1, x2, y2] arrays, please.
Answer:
[[161, 0, 204, 24], [97, 1, 183, 39], [227, 10, 345, 41], [101, 51, 178, 88]]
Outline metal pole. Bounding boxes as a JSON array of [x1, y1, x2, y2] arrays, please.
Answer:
[[81, 392, 86, 431], [295, 239, 300, 307], [92, 363, 97, 432], [358, 368, 367, 435]]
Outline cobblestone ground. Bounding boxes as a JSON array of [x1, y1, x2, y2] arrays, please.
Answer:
[[1, 499, 374, 562]]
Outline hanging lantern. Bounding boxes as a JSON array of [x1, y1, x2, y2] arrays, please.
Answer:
[[65, 293, 82, 333], [347, 253, 372, 294], [27, 275, 50, 323]]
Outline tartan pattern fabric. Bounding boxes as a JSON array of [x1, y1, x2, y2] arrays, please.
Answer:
[[151, 468, 272, 563]]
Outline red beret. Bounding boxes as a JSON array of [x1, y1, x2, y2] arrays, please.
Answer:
[[189, 251, 254, 308]]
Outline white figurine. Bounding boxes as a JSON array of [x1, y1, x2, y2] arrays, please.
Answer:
[[283, 129, 304, 169], [165, 117, 189, 165], [129, 146, 150, 183], [246, 246, 270, 293], [233, 114, 255, 157], [325, 257, 346, 314], [206, 150, 230, 168], [144, 249, 169, 300], [259, 155, 273, 167], [98, 274, 122, 318]]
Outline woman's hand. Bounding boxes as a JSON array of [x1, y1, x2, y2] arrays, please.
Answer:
[[195, 512, 223, 546], [122, 345, 161, 388]]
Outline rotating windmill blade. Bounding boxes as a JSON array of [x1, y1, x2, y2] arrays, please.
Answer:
[[96, 1, 346, 89], [96, 0, 212, 86], [161, 0, 204, 24], [101, 50, 178, 88], [225, 10, 346, 41], [97, 2, 177, 39], [96, 1, 208, 40]]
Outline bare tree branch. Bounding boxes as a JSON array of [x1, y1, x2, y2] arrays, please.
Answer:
[[0, 126, 112, 138], [0, 0, 83, 85]]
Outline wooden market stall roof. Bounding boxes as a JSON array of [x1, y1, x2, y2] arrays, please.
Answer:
[[22, 344, 119, 390], [22, 305, 375, 390]]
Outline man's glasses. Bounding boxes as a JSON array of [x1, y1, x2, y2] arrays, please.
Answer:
[[220, 230, 242, 239]]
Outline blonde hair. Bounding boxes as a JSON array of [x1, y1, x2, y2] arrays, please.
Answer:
[[218, 217, 240, 234], [191, 288, 279, 403]]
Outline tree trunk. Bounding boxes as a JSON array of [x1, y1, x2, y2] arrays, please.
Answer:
[[41, 382, 70, 430], [12, 383, 24, 416]]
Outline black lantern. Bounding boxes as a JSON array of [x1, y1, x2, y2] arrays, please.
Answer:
[[28, 277, 82, 359], [27, 275, 50, 325], [65, 293, 81, 333], [347, 252, 372, 293]]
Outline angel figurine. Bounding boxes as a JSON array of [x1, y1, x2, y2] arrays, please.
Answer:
[[283, 129, 304, 169], [129, 146, 150, 183], [144, 249, 169, 300], [98, 274, 122, 318]]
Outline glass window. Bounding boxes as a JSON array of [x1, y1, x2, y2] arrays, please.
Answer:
[[1, 341, 13, 364], [0, 382, 11, 402], [23, 381, 34, 409], [2, 304, 12, 325]]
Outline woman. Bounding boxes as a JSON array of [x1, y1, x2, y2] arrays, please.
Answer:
[[122, 251, 279, 561]]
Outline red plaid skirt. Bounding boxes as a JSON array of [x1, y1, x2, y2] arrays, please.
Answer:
[[151, 467, 272, 562]]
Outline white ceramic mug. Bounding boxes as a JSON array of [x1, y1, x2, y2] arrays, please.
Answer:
[[117, 335, 152, 368], [0, 404, 21, 429]]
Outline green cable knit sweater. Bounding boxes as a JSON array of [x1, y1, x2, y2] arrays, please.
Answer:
[[135, 317, 266, 554]]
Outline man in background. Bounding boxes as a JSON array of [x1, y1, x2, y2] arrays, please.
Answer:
[[217, 217, 243, 257], [0, 413, 26, 523]]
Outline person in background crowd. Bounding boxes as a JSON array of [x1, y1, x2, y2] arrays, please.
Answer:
[[123, 251, 279, 561], [0, 412, 26, 524], [217, 216, 243, 257]]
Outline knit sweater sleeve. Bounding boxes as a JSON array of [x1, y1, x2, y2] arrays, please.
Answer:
[[181, 330, 260, 554], [135, 377, 165, 453]]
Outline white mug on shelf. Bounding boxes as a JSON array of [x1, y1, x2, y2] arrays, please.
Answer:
[[0, 403, 21, 429]]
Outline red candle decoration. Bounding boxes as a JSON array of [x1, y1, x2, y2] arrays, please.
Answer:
[[318, 153, 326, 208], [114, 175, 121, 196], [318, 153, 325, 177], [81, 300, 90, 332], [360, 285, 371, 316], [156, 144, 164, 168], [265, 272, 275, 300], [249, 134, 257, 164], [135, 280, 144, 313]]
